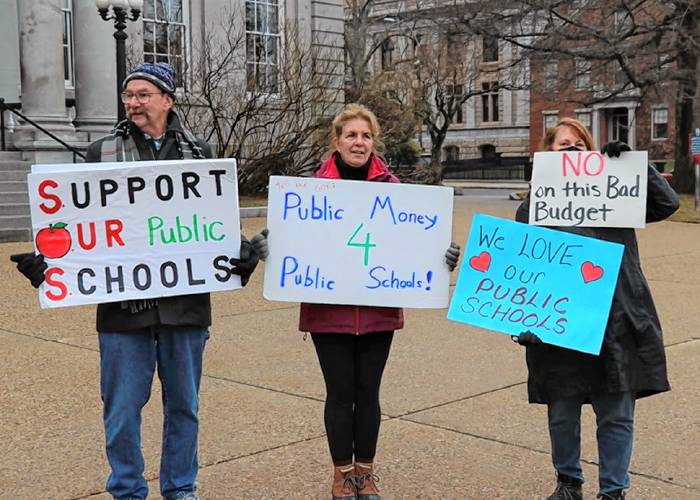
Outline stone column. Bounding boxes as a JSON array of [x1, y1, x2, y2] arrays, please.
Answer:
[[16, 0, 83, 162], [627, 105, 637, 149], [17, 0, 73, 131], [73, 1, 118, 138]]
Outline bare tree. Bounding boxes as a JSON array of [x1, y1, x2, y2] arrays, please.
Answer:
[[177, 9, 342, 194], [460, 0, 700, 192]]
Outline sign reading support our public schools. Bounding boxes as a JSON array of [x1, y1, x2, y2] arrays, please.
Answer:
[[263, 175, 454, 308], [28, 159, 242, 308], [447, 214, 624, 355], [530, 150, 648, 228]]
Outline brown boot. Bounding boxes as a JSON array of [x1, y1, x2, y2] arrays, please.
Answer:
[[354, 462, 381, 500], [332, 465, 357, 500]]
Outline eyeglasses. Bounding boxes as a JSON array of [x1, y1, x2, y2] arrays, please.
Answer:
[[120, 91, 163, 104]]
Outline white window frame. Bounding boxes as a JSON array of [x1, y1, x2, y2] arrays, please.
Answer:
[[542, 111, 559, 133], [575, 109, 592, 130], [575, 58, 591, 90], [245, 0, 283, 94], [481, 81, 499, 123], [141, 0, 190, 89], [62, 0, 75, 88], [544, 61, 558, 92], [651, 107, 668, 141]]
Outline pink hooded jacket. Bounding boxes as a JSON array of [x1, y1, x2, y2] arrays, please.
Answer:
[[298, 153, 405, 334]]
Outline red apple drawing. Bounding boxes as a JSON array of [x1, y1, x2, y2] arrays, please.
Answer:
[[35, 223, 72, 259]]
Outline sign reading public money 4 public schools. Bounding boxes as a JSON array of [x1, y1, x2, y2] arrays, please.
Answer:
[[264, 176, 454, 308], [448, 214, 624, 355], [530, 150, 648, 228], [28, 159, 242, 308]]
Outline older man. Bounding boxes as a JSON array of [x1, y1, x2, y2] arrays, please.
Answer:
[[11, 63, 261, 500]]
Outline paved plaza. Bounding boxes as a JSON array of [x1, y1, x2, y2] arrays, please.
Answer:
[[1, 192, 699, 499]]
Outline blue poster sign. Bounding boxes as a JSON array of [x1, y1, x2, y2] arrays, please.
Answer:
[[447, 214, 624, 355]]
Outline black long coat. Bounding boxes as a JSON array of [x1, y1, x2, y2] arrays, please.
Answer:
[[86, 112, 214, 332], [516, 165, 679, 404]]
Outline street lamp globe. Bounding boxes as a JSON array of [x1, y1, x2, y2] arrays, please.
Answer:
[[128, 0, 144, 10], [95, 0, 111, 9], [111, 0, 129, 9]]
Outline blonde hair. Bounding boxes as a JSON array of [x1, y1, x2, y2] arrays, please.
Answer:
[[329, 103, 384, 154], [540, 117, 596, 151]]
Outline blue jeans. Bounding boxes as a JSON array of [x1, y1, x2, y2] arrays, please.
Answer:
[[548, 392, 636, 496], [99, 326, 207, 500]]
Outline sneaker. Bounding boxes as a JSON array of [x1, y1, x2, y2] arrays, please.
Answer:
[[547, 474, 583, 500]]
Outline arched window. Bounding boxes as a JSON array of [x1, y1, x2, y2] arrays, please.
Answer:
[[480, 144, 497, 159], [444, 145, 459, 162]]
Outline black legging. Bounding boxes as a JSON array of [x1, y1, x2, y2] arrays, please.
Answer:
[[311, 331, 394, 465]]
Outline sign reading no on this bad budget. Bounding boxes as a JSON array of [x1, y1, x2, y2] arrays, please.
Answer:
[[447, 214, 624, 355], [530, 150, 648, 228], [28, 159, 241, 308], [263, 175, 454, 308]]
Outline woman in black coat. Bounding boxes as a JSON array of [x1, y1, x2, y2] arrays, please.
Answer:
[[516, 118, 679, 500]]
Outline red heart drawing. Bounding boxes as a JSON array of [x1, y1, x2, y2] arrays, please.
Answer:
[[469, 251, 491, 272], [581, 261, 604, 283]]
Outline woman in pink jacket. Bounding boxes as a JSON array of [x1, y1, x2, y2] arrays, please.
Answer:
[[253, 104, 459, 499]]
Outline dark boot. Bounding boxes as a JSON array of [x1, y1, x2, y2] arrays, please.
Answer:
[[597, 491, 626, 500], [332, 465, 357, 500], [547, 474, 583, 500], [354, 462, 381, 500]]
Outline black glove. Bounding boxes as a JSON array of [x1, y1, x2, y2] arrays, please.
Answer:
[[511, 330, 543, 346], [229, 239, 259, 286], [445, 242, 460, 272], [10, 252, 48, 288], [250, 228, 269, 261], [600, 141, 631, 158]]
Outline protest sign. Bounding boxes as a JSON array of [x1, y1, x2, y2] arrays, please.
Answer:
[[447, 213, 624, 355], [530, 150, 648, 228], [263, 175, 453, 308], [28, 159, 241, 308]]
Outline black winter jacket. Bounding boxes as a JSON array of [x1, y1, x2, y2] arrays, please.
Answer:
[[85, 112, 214, 332], [516, 165, 679, 404]]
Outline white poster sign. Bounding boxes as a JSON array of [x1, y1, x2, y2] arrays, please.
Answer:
[[28, 159, 241, 308], [530, 151, 648, 228], [263, 176, 454, 308]]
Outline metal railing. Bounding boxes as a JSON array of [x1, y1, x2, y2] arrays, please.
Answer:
[[1, 97, 86, 162]]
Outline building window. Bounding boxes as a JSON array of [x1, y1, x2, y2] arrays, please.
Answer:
[[482, 36, 498, 62], [143, 0, 188, 87], [576, 111, 592, 129], [62, 0, 75, 87], [543, 112, 559, 132], [444, 145, 459, 162], [245, 0, 281, 92], [381, 38, 394, 70], [614, 61, 629, 87], [481, 81, 499, 123], [614, 10, 633, 35], [652, 107, 668, 140], [543, 61, 558, 92], [575, 58, 591, 90], [447, 84, 464, 124], [480, 144, 497, 159]]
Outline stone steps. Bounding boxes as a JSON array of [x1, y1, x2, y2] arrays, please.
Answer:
[[0, 158, 32, 242]]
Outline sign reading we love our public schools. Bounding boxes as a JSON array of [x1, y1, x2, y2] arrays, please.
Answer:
[[28, 159, 241, 308], [530, 150, 648, 228], [447, 214, 624, 355], [263, 175, 454, 308]]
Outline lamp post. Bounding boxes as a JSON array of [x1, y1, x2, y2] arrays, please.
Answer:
[[95, 0, 143, 122]]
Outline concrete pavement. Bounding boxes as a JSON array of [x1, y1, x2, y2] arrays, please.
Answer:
[[1, 194, 699, 499]]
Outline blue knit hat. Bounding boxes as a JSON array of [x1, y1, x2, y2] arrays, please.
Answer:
[[123, 62, 177, 99]]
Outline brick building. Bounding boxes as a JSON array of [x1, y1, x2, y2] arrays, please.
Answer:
[[529, 5, 676, 172]]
